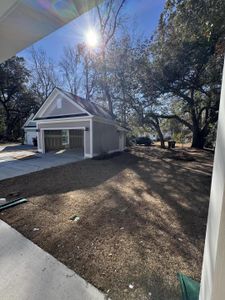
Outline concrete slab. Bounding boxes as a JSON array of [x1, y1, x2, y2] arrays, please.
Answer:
[[0, 220, 106, 300], [0, 144, 36, 153], [0, 146, 84, 181]]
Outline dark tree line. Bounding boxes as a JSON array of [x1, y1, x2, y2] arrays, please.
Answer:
[[0, 57, 38, 140]]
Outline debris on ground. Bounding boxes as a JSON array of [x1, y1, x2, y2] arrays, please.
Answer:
[[69, 215, 80, 222], [0, 197, 27, 211], [129, 284, 134, 289], [33, 227, 40, 231], [0, 198, 6, 205], [120, 207, 128, 213]]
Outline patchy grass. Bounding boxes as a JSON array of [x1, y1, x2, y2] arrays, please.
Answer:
[[0, 146, 213, 300]]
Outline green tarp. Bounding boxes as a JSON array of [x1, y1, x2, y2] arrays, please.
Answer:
[[177, 273, 200, 300]]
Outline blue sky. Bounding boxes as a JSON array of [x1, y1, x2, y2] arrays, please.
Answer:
[[19, 0, 165, 63]]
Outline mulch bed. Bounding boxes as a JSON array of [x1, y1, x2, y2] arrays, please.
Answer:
[[0, 147, 213, 300]]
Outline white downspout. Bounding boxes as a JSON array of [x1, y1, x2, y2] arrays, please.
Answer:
[[90, 118, 93, 157]]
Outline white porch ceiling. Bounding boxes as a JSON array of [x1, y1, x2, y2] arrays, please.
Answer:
[[0, 0, 101, 63]]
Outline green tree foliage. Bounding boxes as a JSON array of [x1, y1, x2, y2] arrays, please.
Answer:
[[142, 0, 225, 148], [105, 36, 166, 147], [0, 57, 38, 140]]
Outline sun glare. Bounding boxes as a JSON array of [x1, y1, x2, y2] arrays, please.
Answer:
[[85, 29, 99, 48]]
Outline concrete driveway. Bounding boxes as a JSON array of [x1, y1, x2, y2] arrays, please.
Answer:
[[0, 144, 84, 181], [0, 220, 106, 300]]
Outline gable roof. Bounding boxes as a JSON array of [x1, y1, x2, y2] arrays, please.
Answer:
[[25, 88, 129, 132], [34, 87, 114, 121], [58, 88, 114, 120]]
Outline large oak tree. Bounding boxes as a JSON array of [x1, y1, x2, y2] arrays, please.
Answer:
[[142, 0, 225, 148]]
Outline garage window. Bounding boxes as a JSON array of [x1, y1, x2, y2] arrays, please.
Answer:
[[62, 130, 69, 145]]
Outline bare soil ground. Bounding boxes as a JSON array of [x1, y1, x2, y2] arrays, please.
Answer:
[[0, 146, 213, 300]]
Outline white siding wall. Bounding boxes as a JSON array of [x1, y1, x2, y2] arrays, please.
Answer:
[[24, 129, 37, 145], [93, 120, 121, 155], [200, 57, 225, 300]]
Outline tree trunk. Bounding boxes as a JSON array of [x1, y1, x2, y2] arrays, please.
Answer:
[[101, 48, 113, 115], [5, 122, 14, 140], [151, 117, 165, 148], [191, 128, 205, 148], [105, 87, 113, 114], [157, 127, 165, 148], [4, 111, 13, 140]]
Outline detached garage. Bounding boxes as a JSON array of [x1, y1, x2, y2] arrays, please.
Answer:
[[31, 88, 128, 158]]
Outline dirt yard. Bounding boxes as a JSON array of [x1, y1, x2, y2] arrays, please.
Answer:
[[0, 146, 213, 300]]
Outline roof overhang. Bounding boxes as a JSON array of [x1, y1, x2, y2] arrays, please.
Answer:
[[35, 113, 89, 120], [0, 0, 102, 63]]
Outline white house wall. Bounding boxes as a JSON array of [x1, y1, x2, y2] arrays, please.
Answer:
[[199, 57, 225, 300], [24, 128, 37, 145]]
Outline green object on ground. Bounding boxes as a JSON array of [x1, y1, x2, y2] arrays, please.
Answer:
[[177, 273, 200, 300], [0, 198, 27, 211]]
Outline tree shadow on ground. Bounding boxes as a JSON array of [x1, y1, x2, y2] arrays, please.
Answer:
[[0, 146, 213, 300], [0, 152, 133, 198]]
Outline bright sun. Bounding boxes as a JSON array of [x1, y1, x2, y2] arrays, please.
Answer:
[[85, 29, 99, 48]]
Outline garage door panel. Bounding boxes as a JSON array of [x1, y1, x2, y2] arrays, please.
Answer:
[[44, 130, 64, 151], [44, 129, 84, 153], [69, 129, 83, 149]]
